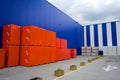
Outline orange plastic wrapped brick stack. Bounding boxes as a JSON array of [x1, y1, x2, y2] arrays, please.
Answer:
[[2, 24, 20, 67], [20, 26, 56, 66], [1, 24, 77, 68], [56, 38, 77, 61]]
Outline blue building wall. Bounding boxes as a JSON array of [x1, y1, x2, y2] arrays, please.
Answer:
[[94, 24, 99, 46], [0, 0, 84, 55], [84, 21, 120, 47], [86, 25, 90, 46], [83, 21, 120, 55]]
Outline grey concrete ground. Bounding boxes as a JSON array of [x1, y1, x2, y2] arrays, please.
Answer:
[[59, 56, 120, 80], [0, 56, 120, 80]]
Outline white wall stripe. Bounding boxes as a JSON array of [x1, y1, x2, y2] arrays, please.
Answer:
[[90, 25, 94, 47], [84, 26, 87, 47], [116, 22, 120, 46], [106, 23, 112, 46], [98, 24, 103, 47]]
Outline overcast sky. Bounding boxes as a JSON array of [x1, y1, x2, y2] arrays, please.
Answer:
[[47, 0, 120, 25]]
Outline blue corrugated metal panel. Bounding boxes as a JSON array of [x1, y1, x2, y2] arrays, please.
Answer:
[[76, 26, 84, 55], [84, 21, 120, 48], [77, 26, 84, 47], [0, 0, 83, 55], [81, 27, 85, 46], [86, 25, 90, 46], [102, 23, 107, 46], [94, 24, 99, 46], [111, 22, 117, 46]]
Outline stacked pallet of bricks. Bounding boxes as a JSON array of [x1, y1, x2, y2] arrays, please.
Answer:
[[91, 47, 99, 56], [86, 47, 92, 56], [56, 38, 77, 61], [0, 24, 77, 68], [20, 26, 56, 66], [81, 47, 86, 56], [81, 47, 99, 56], [2, 24, 20, 67]]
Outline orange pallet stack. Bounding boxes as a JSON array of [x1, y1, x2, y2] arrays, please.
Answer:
[[49, 31, 56, 63], [56, 38, 77, 61], [50, 47, 56, 62], [44, 47, 50, 63], [45, 30, 51, 47], [20, 26, 57, 66], [0, 49, 5, 68], [2, 24, 20, 45], [44, 30, 57, 63], [56, 38, 61, 48], [70, 49, 77, 58], [60, 39, 68, 60], [41, 29, 46, 47], [60, 39, 63, 60], [20, 26, 46, 66], [51, 32, 56, 47], [62, 48, 70, 60], [44, 30, 51, 63], [38, 47, 45, 65], [20, 46, 39, 66], [56, 48, 61, 61], [60, 39, 63, 49], [56, 38, 61, 61], [3, 46, 19, 67], [21, 26, 41, 46], [66, 48, 71, 59], [60, 48, 64, 60], [56, 38, 69, 61], [2, 24, 20, 67], [20, 46, 45, 67], [38, 28, 45, 46]]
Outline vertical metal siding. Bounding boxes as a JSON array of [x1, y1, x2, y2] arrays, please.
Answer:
[[106, 23, 112, 46], [90, 25, 94, 46], [77, 26, 84, 55], [86, 25, 91, 46], [84, 26, 87, 46], [116, 22, 120, 46], [98, 24, 103, 47], [102, 23, 107, 46], [84, 21, 120, 55], [79, 27, 84, 47], [111, 22, 117, 46], [94, 24, 99, 46]]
